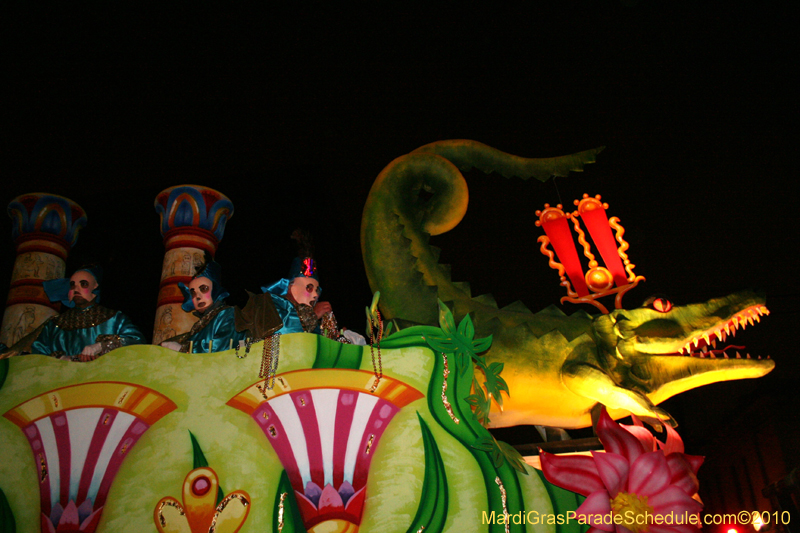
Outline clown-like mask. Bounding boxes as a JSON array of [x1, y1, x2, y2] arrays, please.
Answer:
[[188, 276, 213, 312], [68, 270, 98, 308], [289, 276, 320, 306]]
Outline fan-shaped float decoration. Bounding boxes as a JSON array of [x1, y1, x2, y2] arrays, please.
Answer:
[[227, 369, 423, 533], [3, 382, 176, 533]]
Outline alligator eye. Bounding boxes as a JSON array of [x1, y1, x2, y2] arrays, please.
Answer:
[[652, 298, 672, 313]]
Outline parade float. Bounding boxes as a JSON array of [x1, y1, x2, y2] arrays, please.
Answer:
[[0, 141, 774, 533]]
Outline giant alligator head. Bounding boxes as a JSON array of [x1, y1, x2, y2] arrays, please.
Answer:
[[361, 139, 775, 428], [565, 290, 774, 428]]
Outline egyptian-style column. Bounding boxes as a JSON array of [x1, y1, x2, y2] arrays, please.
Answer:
[[153, 185, 233, 344], [1, 193, 87, 346]]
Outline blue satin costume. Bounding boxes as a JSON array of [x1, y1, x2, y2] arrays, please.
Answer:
[[183, 304, 248, 354], [177, 261, 247, 353], [261, 279, 319, 335], [30, 305, 146, 356], [34, 267, 145, 357]]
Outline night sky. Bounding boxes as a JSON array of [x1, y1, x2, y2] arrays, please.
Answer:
[[3, 4, 798, 451]]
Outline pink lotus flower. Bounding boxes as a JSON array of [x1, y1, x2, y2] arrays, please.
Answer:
[[294, 480, 366, 529], [41, 499, 103, 533], [540, 408, 704, 533]]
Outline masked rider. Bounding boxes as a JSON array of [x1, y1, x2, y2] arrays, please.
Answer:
[[2, 266, 146, 361], [161, 259, 247, 353], [254, 231, 365, 344]]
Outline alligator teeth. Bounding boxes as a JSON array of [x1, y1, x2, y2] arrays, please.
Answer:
[[724, 324, 731, 336], [698, 353, 705, 358], [747, 315, 755, 327], [723, 353, 729, 359], [703, 333, 710, 346], [709, 353, 716, 358], [701, 345, 708, 353], [711, 338, 717, 348], [693, 338, 700, 348], [735, 352, 741, 358], [746, 353, 751, 359], [757, 355, 761, 360], [754, 314, 761, 323]]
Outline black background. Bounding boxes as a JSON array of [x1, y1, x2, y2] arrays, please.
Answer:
[[3, 4, 798, 453]]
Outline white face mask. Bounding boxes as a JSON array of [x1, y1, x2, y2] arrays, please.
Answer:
[[188, 276, 214, 312], [68, 271, 98, 306], [289, 276, 320, 306]]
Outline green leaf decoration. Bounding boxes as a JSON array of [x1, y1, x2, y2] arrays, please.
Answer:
[[425, 301, 504, 426], [405, 414, 448, 533], [470, 436, 529, 476], [189, 431, 224, 505], [496, 440, 528, 475], [471, 334, 493, 355], [273, 470, 308, 533], [465, 377, 491, 426], [456, 312, 475, 341], [424, 335, 458, 354], [0, 486, 15, 533], [189, 431, 209, 469], [437, 300, 456, 335], [469, 436, 495, 453], [491, 444, 504, 469], [482, 362, 509, 411]]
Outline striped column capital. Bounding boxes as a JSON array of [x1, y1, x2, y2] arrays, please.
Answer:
[[152, 185, 234, 343]]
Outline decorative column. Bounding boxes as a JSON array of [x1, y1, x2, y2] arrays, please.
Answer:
[[153, 185, 233, 344], [1, 194, 87, 347]]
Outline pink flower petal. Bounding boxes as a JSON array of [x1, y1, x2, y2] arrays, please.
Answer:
[[576, 491, 614, 532], [79, 507, 104, 533], [294, 490, 320, 522], [49, 503, 64, 529], [681, 454, 704, 475], [57, 500, 80, 529], [621, 424, 657, 453], [540, 450, 605, 497], [41, 514, 57, 533], [76, 499, 93, 524], [343, 486, 366, 522], [598, 409, 646, 464], [318, 484, 345, 513], [628, 451, 670, 497], [649, 486, 703, 516], [592, 451, 629, 496], [661, 422, 685, 455], [666, 454, 700, 496]]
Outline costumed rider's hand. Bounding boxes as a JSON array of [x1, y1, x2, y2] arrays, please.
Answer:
[[160, 341, 183, 352], [79, 342, 103, 362], [314, 301, 333, 319], [341, 329, 367, 346]]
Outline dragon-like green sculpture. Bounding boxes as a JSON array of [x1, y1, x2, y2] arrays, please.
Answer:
[[361, 139, 774, 429]]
